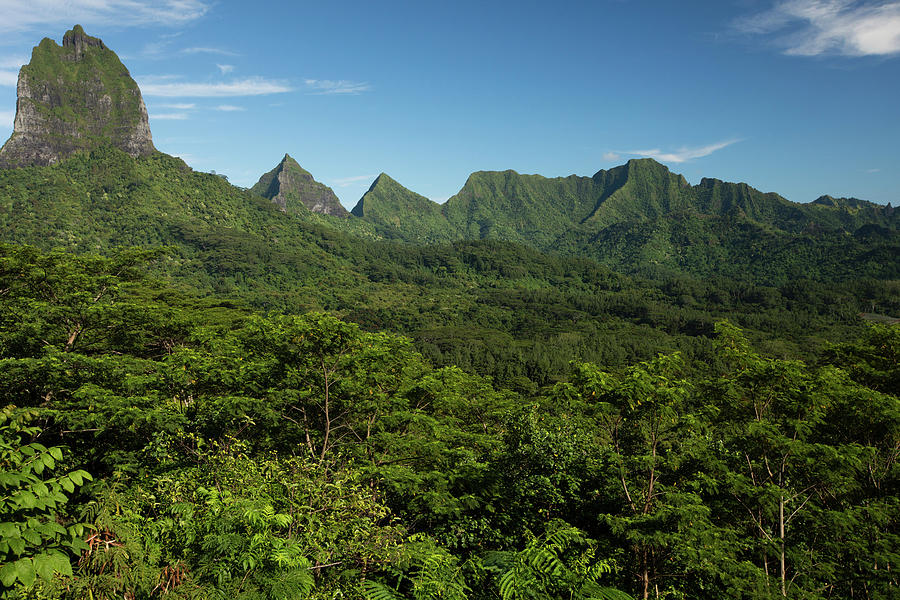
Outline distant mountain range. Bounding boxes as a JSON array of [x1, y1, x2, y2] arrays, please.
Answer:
[[0, 26, 896, 289], [347, 158, 896, 281]]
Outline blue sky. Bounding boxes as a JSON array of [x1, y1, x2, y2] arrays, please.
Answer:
[[0, 0, 898, 208]]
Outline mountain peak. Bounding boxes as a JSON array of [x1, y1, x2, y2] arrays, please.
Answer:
[[250, 155, 348, 218], [369, 172, 395, 188], [61, 25, 106, 59], [0, 26, 154, 168], [350, 173, 453, 242]]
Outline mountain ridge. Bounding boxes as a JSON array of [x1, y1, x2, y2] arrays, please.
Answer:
[[350, 157, 895, 242], [345, 158, 897, 280]]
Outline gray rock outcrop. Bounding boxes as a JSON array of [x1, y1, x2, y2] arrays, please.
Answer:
[[0, 25, 155, 168], [251, 154, 349, 218]]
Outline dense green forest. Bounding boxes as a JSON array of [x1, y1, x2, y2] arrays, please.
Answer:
[[0, 146, 897, 600], [0, 244, 897, 600], [1, 148, 898, 392]]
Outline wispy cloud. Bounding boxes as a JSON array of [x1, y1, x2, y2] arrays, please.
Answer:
[[602, 151, 621, 161], [331, 174, 376, 187], [159, 103, 196, 109], [152, 112, 190, 120], [735, 1, 900, 56], [0, 71, 18, 87], [0, 109, 15, 128], [138, 76, 292, 97], [866, 167, 881, 172], [0, 56, 26, 69], [304, 79, 371, 95], [0, 0, 209, 33], [216, 64, 234, 75], [215, 104, 245, 111], [183, 47, 239, 57], [0, 55, 25, 87], [626, 139, 741, 163], [137, 39, 173, 58]]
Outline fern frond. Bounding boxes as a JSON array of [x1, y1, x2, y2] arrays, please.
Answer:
[[360, 580, 406, 600], [582, 585, 634, 600], [268, 567, 315, 599]]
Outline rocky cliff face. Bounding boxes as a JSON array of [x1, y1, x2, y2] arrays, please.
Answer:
[[251, 154, 349, 217], [0, 25, 154, 168]]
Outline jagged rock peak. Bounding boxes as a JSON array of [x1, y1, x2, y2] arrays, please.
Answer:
[[0, 25, 154, 169], [62, 24, 106, 59], [250, 154, 349, 218]]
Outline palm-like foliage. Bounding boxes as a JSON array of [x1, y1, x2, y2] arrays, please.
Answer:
[[488, 525, 631, 600]]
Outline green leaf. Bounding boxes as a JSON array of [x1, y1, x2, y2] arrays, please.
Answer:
[[49, 551, 73, 577], [13, 558, 36, 587], [0, 562, 17, 587], [40, 452, 55, 470], [33, 553, 55, 581], [0, 521, 19, 538], [8, 535, 26, 556], [360, 580, 405, 600], [22, 528, 42, 546]]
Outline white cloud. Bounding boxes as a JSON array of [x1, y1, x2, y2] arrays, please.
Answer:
[[304, 79, 371, 95], [0, 56, 26, 69], [627, 139, 741, 163], [152, 112, 189, 120], [867, 167, 881, 172], [736, 1, 900, 56], [137, 40, 172, 58], [0, 71, 18, 87], [0, 0, 209, 33], [331, 174, 376, 187], [215, 104, 245, 111], [0, 56, 25, 87], [602, 151, 621, 161], [0, 109, 15, 128], [182, 47, 239, 56], [159, 103, 196, 109], [138, 76, 292, 97], [142, 74, 181, 81], [216, 64, 234, 75]]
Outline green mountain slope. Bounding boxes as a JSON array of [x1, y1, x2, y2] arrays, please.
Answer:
[[351, 173, 452, 243], [443, 170, 600, 248], [251, 154, 348, 217], [0, 147, 357, 304], [350, 158, 899, 284]]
